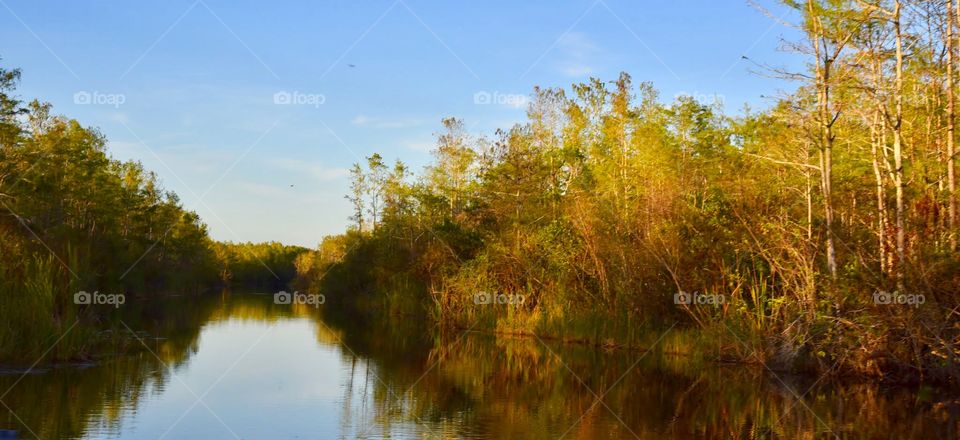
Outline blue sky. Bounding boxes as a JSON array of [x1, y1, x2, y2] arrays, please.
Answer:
[[1, 0, 803, 247]]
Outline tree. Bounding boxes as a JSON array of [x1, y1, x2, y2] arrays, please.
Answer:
[[426, 118, 477, 217], [791, 0, 864, 278], [346, 163, 366, 232], [366, 153, 387, 230]]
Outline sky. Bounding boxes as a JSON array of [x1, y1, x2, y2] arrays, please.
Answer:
[[0, 0, 805, 247]]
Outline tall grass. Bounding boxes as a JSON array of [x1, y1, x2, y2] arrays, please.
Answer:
[[0, 253, 92, 363]]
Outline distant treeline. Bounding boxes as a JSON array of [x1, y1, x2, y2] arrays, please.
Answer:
[[307, 0, 960, 385], [0, 63, 310, 361], [213, 241, 311, 288]]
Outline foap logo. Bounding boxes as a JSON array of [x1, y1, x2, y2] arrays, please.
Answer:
[[873, 290, 925, 307], [473, 91, 529, 108], [74, 290, 125, 308], [474, 290, 525, 305], [273, 90, 325, 108], [73, 91, 126, 108], [674, 290, 724, 306], [274, 290, 325, 308], [674, 91, 724, 106]]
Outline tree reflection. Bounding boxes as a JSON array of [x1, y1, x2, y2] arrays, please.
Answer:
[[2, 293, 957, 439], [324, 308, 960, 439]]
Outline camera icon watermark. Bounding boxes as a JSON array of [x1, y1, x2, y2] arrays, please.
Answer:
[[473, 290, 525, 305], [274, 290, 325, 308], [873, 290, 925, 307], [674, 290, 724, 306], [74, 290, 125, 308], [673, 91, 725, 107], [473, 91, 529, 108], [273, 90, 325, 108], [73, 91, 126, 108]]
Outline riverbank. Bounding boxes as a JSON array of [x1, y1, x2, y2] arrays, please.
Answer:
[[307, 265, 958, 388], [449, 323, 947, 387]]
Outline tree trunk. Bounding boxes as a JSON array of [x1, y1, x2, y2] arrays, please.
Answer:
[[892, 1, 906, 290], [809, 0, 838, 278], [950, 0, 958, 250], [872, 108, 887, 278]]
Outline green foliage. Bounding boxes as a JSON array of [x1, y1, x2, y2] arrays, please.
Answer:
[[312, 62, 960, 383], [213, 241, 310, 288], [0, 63, 294, 361]]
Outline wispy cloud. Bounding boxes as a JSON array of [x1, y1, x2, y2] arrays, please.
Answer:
[[401, 139, 435, 153], [351, 114, 422, 129], [235, 182, 290, 198], [559, 63, 595, 77], [556, 32, 600, 77], [107, 140, 236, 175], [269, 158, 349, 182], [109, 112, 130, 124]]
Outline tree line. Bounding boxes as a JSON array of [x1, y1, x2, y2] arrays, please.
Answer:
[[0, 63, 309, 361], [308, 0, 960, 383]]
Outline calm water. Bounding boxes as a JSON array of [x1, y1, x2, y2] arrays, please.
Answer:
[[0, 292, 957, 439]]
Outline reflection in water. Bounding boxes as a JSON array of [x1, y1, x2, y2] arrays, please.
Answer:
[[0, 292, 957, 439]]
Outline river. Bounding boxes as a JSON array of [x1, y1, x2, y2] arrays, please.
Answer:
[[0, 291, 956, 439]]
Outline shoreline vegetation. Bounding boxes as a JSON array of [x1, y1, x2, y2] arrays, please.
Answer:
[[302, 79, 960, 384], [0, 63, 307, 363], [299, 5, 960, 383]]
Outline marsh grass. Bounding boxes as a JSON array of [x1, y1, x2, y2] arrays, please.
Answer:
[[0, 254, 94, 363]]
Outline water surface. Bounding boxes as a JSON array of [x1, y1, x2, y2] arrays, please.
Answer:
[[0, 292, 956, 439]]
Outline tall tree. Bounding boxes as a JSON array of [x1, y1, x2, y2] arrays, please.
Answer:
[[346, 163, 366, 232], [790, 0, 864, 277], [366, 153, 387, 230], [948, 0, 958, 250]]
